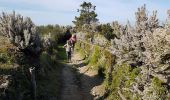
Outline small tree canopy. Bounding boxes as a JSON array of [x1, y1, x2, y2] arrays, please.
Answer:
[[73, 1, 98, 31]]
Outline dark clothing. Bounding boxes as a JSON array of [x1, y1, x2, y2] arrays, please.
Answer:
[[72, 42, 75, 52], [66, 51, 71, 62]]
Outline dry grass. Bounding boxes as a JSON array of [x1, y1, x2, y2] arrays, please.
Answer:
[[0, 36, 15, 53]]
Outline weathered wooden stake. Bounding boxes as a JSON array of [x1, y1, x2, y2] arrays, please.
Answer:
[[29, 67, 36, 100]]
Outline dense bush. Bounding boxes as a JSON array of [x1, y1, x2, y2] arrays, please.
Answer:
[[76, 4, 170, 100], [38, 25, 67, 43], [96, 23, 115, 40], [0, 11, 41, 56], [0, 11, 42, 100], [42, 33, 53, 54]]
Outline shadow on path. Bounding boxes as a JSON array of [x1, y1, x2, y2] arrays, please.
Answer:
[[72, 52, 104, 100], [59, 52, 105, 100]]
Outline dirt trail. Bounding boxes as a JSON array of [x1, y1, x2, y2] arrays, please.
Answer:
[[72, 53, 105, 100], [60, 64, 82, 100], [60, 52, 105, 100]]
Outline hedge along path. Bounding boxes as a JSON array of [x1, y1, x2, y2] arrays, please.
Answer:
[[77, 39, 116, 63], [77, 39, 116, 55], [77, 39, 116, 82]]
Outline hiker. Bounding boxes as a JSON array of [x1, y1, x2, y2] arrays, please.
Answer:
[[64, 40, 72, 62], [69, 34, 77, 52]]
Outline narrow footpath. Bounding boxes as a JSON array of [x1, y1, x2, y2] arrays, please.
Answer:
[[60, 63, 82, 100], [60, 51, 105, 100]]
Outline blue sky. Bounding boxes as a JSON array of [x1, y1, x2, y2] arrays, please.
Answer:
[[0, 0, 169, 25]]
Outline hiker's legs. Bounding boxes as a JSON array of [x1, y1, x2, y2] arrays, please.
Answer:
[[68, 52, 71, 62], [66, 51, 69, 62], [72, 43, 75, 52]]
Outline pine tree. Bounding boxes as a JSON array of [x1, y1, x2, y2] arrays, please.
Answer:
[[72, 1, 98, 31]]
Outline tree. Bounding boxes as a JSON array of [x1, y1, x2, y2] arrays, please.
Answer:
[[111, 5, 169, 99], [148, 11, 159, 32], [72, 1, 98, 31], [97, 23, 116, 40], [0, 11, 41, 56]]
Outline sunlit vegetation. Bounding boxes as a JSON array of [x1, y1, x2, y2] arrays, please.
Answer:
[[75, 2, 170, 100], [0, 1, 169, 100]]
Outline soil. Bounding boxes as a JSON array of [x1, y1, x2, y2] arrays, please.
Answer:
[[60, 52, 106, 100]]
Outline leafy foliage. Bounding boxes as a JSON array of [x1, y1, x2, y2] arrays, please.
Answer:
[[76, 4, 170, 100], [0, 11, 41, 56], [96, 23, 115, 40], [73, 1, 98, 31], [38, 24, 67, 44], [89, 46, 100, 67]]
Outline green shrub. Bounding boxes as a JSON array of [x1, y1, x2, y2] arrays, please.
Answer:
[[0, 53, 8, 63], [0, 53, 14, 64], [105, 63, 141, 99], [89, 46, 100, 66], [151, 77, 167, 99]]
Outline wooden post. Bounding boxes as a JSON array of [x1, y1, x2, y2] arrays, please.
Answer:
[[29, 67, 36, 100]]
